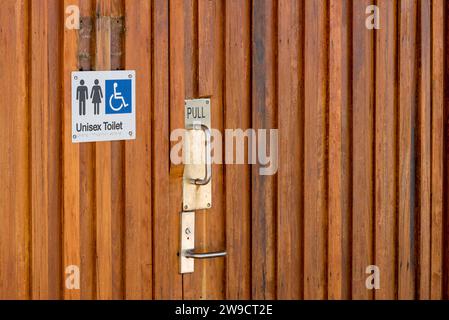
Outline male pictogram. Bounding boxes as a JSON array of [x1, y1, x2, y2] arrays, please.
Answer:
[[76, 80, 89, 116]]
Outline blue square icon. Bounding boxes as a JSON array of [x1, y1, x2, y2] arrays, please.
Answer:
[[105, 79, 132, 114]]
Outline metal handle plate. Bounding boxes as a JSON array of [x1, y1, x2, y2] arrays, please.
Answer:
[[183, 99, 212, 211], [180, 211, 227, 274]]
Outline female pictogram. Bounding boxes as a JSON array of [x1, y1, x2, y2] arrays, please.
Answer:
[[90, 79, 103, 115]]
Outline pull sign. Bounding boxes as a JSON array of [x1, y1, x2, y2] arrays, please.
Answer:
[[185, 98, 211, 128], [71, 70, 136, 143]]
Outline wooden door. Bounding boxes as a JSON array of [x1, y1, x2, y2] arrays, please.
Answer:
[[1, 0, 449, 300]]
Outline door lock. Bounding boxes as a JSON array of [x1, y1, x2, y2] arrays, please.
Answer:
[[180, 211, 227, 274]]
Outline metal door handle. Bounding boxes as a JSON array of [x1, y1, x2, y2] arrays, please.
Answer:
[[180, 211, 226, 273], [187, 124, 211, 185], [183, 99, 212, 211], [185, 249, 227, 259]]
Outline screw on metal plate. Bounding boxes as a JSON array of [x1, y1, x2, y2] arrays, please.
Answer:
[[185, 228, 191, 235], [129, 131, 133, 136], [73, 135, 77, 139]]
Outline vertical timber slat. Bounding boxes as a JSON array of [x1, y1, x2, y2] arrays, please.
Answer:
[[0, 0, 31, 300], [30, 0, 63, 299], [252, 0, 277, 300], [352, 0, 374, 300], [328, 0, 350, 300], [277, 0, 303, 300], [225, 0, 252, 300], [124, 0, 152, 299], [431, 0, 444, 300], [304, 0, 328, 300], [153, 0, 182, 299], [63, 0, 81, 300], [418, 0, 432, 300], [398, 0, 418, 300], [375, 0, 397, 300]]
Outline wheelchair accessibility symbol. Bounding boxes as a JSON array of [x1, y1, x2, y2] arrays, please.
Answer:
[[105, 79, 132, 114]]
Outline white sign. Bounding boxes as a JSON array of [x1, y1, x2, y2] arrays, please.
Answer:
[[71, 70, 136, 143]]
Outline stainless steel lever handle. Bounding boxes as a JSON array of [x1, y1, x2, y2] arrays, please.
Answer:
[[187, 124, 211, 186], [185, 249, 227, 259], [180, 211, 226, 273]]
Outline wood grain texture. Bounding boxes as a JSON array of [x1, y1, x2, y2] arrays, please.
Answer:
[[398, 0, 418, 300], [417, 0, 431, 300], [277, 0, 303, 300], [124, 0, 152, 299], [431, 0, 444, 300], [0, 0, 30, 300], [304, 0, 327, 300], [1, 0, 449, 301], [30, 0, 62, 300], [224, 0, 252, 300], [328, 0, 350, 300], [153, 0, 182, 299], [445, 0, 449, 299], [251, 0, 277, 300], [352, 0, 374, 300], [63, 0, 81, 300], [374, 0, 397, 300]]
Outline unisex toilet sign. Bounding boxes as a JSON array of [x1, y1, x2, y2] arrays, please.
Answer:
[[71, 70, 136, 143]]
